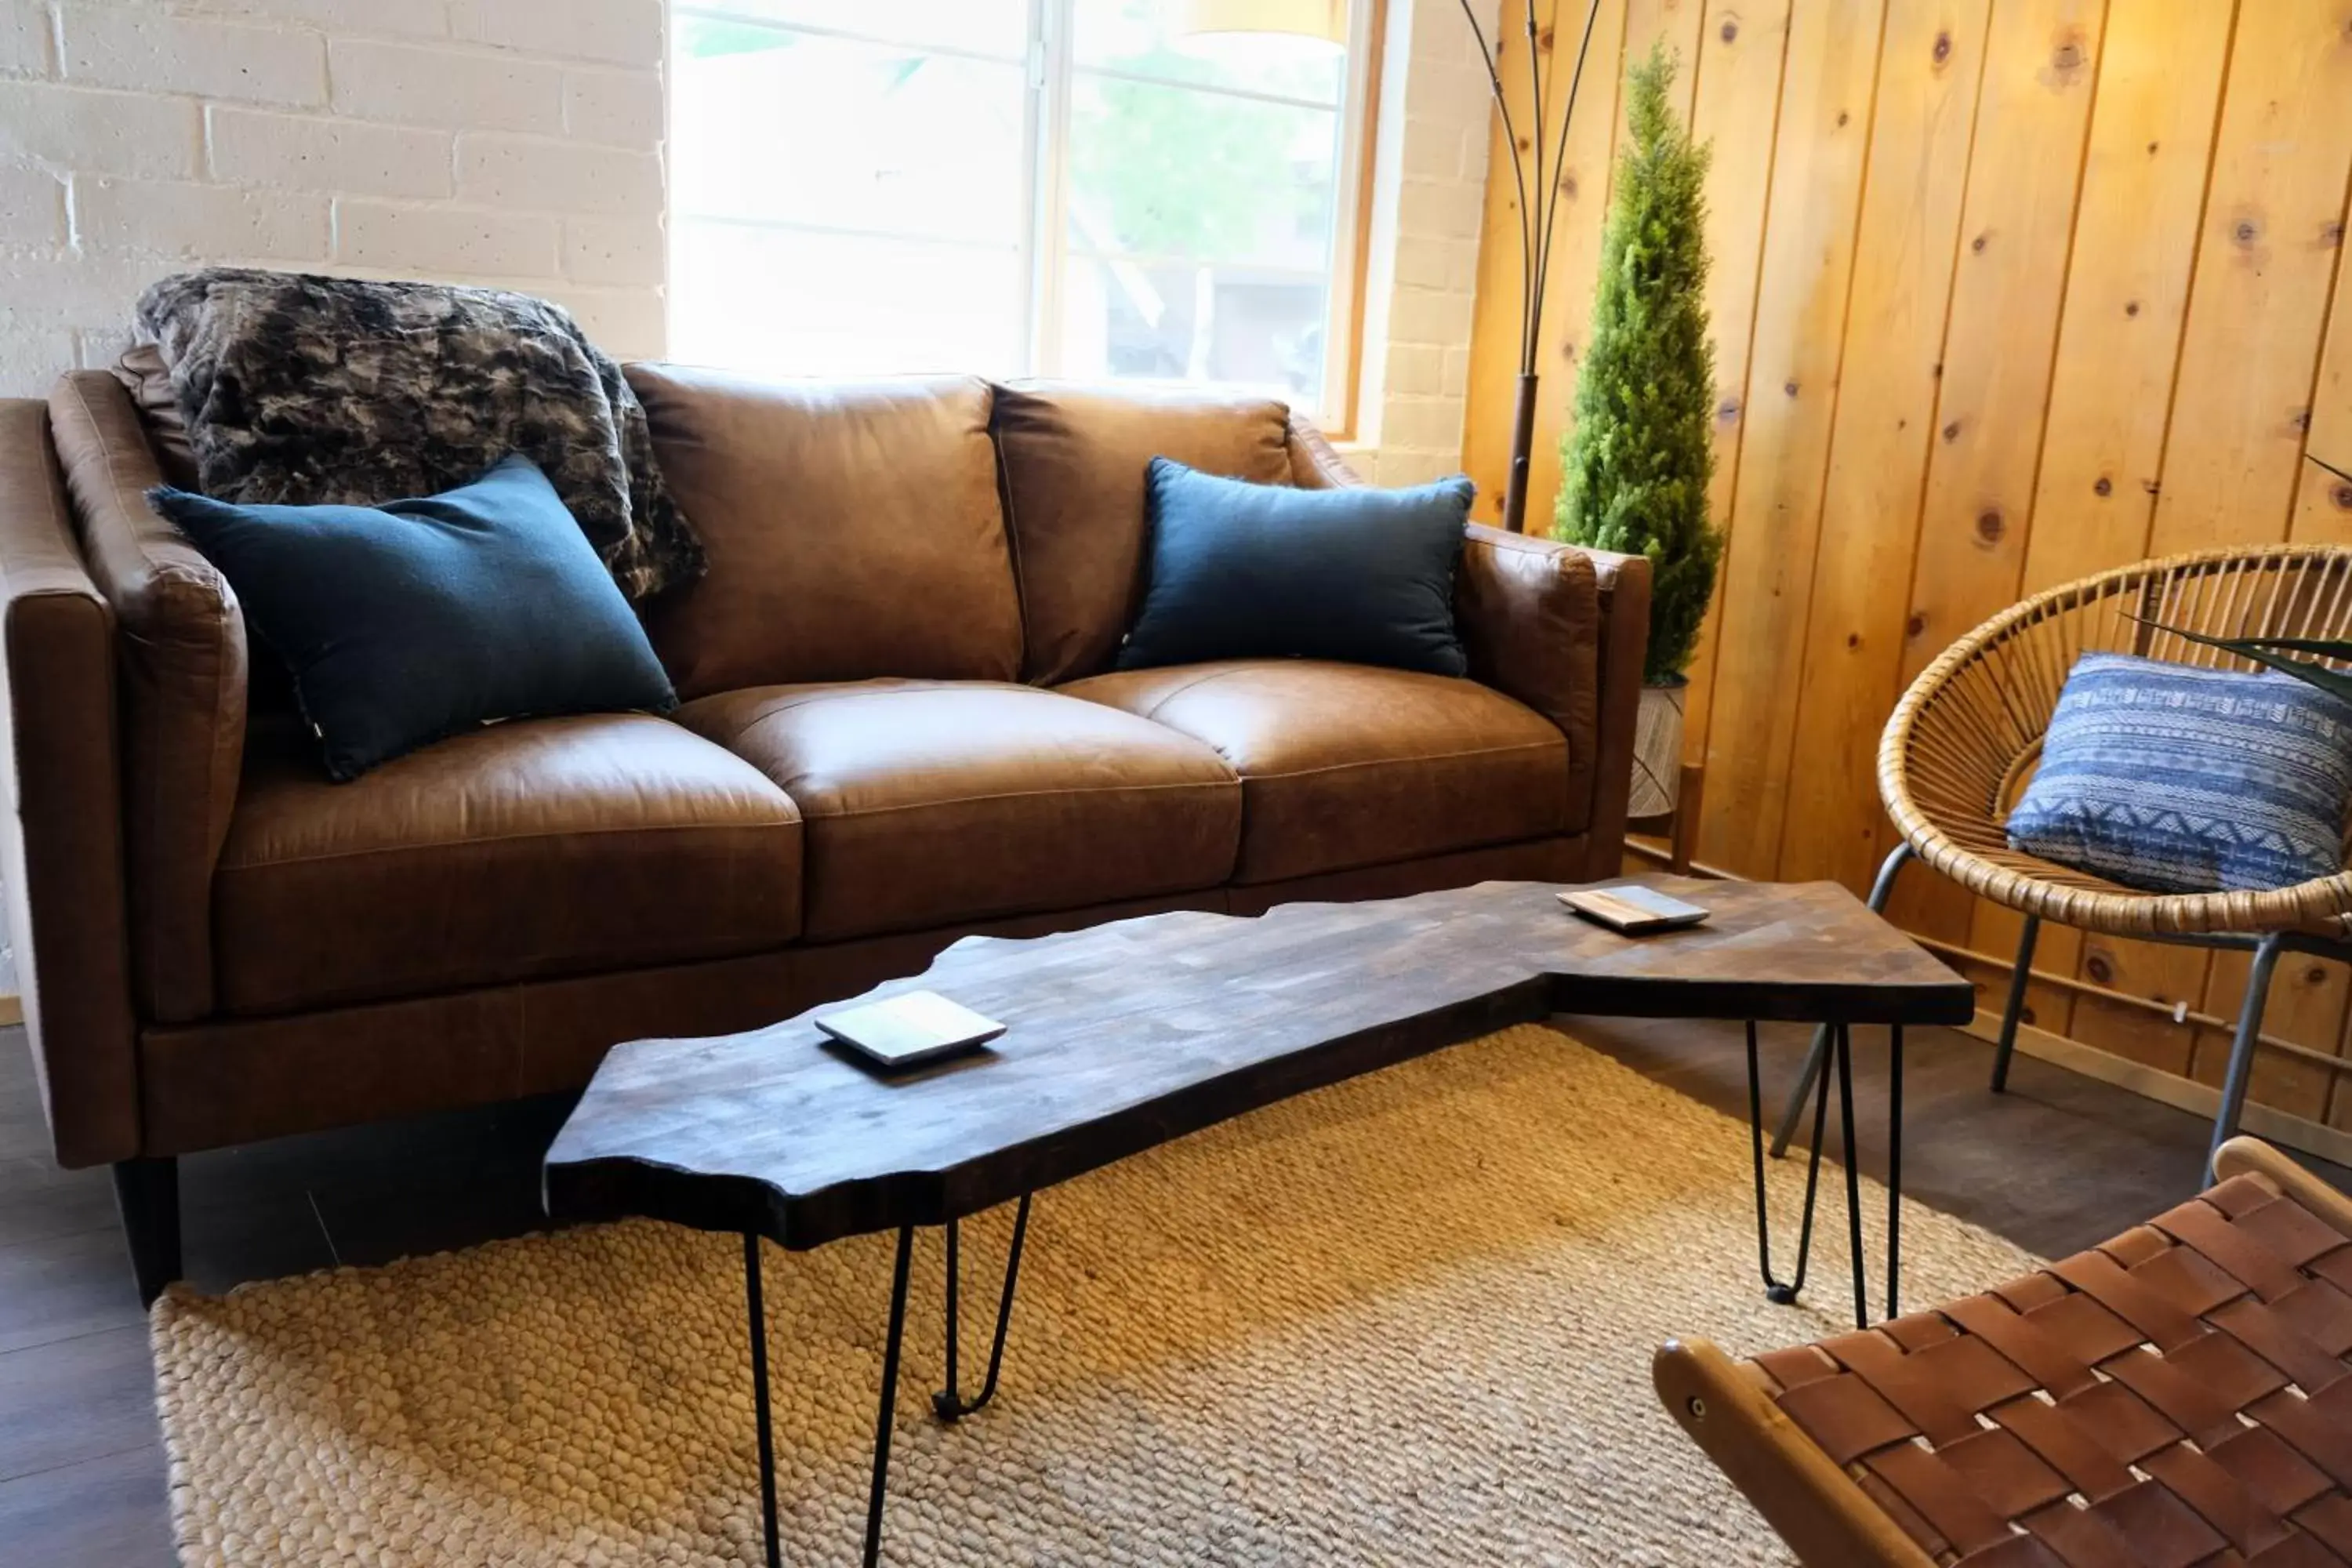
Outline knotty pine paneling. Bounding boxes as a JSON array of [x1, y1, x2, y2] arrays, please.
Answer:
[[1773, 0, 1989, 895], [2081, 0, 2352, 1098], [1875, 0, 2101, 942], [1972, 0, 2234, 1043], [1665, 0, 1791, 775], [1688, 0, 1886, 873], [2299, 234, 2352, 543], [1463, 0, 2352, 1121], [2149, 0, 2352, 559]]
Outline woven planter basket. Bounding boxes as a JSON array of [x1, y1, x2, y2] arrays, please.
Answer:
[[1628, 680, 1686, 821]]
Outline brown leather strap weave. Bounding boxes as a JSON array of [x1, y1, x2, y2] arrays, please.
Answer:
[[1751, 1172, 2352, 1566]]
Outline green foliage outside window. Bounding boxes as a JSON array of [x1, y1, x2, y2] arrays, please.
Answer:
[[1069, 75, 1323, 261], [681, 5, 1333, 265], [1554, 45, 1720, 685]]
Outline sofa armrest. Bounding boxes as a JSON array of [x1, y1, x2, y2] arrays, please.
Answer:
[[1285, 412, 1363, 489], [1455, 525, 1650, 878], [1577, 544, 1653, 876], [0, 400, 140, 1167], [49, 371, 246, 1024], [1286, 413, 1653, 874]]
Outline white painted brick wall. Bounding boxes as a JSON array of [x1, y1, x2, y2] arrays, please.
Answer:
[[562, 67, 659, 147], [336, 198, 557, 276], [1356, 0, 1495, 488], [77, 174, 329, 256], [455, 132, 660, 216], [448, 0, 660, 68], [326, 38, 564, 133], [208, 106, 453, 197], [63, 6, 328, 104], [0, 0, 669, 395], [0, 0, 51, 75]]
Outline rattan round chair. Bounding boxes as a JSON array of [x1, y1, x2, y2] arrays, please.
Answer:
[[1772, 543, 2352, 1171]]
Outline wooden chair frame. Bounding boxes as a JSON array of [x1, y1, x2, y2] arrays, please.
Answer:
[[1657, 1135, 2352, 1567]]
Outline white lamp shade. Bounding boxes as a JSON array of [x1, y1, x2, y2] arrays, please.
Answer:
[[1174, 0, 1348, 46]]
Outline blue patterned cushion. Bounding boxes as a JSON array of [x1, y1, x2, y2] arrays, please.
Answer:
[[2005, 653, 2352, 895]]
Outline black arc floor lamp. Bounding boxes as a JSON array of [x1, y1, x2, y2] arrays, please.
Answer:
[[1461, 0, 1603, 533]]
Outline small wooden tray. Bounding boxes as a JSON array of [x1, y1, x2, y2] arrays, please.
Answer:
[[1557, 885, 1711, 935]]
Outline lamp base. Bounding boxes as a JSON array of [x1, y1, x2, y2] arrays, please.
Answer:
[[1501, 371, 1539, 533]]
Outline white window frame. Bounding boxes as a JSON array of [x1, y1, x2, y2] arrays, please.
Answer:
[[669, 0, 1380, 426]]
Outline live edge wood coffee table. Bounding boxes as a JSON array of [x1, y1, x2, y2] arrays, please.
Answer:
[[543, 876, 1970, 1566]]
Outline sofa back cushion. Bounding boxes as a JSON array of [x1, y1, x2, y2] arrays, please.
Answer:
[[993, 382, 1291, 685], [626, 365, 1021, 698], [110, 343, 200, 488]]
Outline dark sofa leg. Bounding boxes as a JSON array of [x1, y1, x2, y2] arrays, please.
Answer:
[[111, 1157, 181, 1308]]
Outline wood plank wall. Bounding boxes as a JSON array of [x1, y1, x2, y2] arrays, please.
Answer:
[[1462, 0, 2352, 1122]]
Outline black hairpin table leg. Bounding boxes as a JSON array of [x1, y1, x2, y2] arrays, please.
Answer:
[[1886, 1023, 1904, 1323], [1748, 1019, 1832, 1306], [1833, 1021, 1867, 1330], [744, 1205, 1033, 1568], [935, 1193, 1033, 1421], [744, 1232, 782, 1568], [742, 1225, 914, 1568], [1828, 1021, 1914, 1330], [861, 1225, 916, 1567], [1748, 1020, 1905, 1330]]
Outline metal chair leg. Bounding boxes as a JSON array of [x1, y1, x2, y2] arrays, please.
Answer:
[[1771, 844, 1912, 1157], [1768, 1027, 1835, 1161], [2209, 933, 2284, 1178], [1988, 914, 2042, 1093]]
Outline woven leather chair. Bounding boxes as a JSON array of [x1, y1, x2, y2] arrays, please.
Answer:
[[1657, 1135, 2352, 1566], [1773, 545, 2352, 1173]]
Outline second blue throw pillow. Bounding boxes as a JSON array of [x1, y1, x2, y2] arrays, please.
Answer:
[[2005, 652, 2352, 895], [1118, 458, 1474, 677]]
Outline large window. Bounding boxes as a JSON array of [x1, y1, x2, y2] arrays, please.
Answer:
[[669, 1, 1376, 423]]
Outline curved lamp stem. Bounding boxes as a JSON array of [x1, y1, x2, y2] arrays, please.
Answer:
[[1462, 0, 1602, 533]]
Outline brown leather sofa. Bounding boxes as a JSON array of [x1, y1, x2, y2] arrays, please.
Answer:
[[0, 362, 1650, 1299]]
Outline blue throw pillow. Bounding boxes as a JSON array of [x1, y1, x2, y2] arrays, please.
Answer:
[[2005, 652, 2352, 895], [151, 455, 677, 781], [1117, 457, 1473, 676]]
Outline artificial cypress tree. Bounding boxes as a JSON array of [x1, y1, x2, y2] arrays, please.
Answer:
[[1554, 45, 1719, 686]]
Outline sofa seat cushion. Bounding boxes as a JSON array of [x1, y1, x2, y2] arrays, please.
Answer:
[[215, 713, 804, 1015], [677, 681, 1241, 942], [1061, 661, 1570, 884]]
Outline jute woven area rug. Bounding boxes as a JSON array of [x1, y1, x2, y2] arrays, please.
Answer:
[[152, 1023, 2035, 1566]]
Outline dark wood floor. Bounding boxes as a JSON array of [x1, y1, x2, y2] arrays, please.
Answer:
[[2, 1014, 2339, 1565]]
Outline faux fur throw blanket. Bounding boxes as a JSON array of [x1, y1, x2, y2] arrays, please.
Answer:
[[136, 269, 702, 601]]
